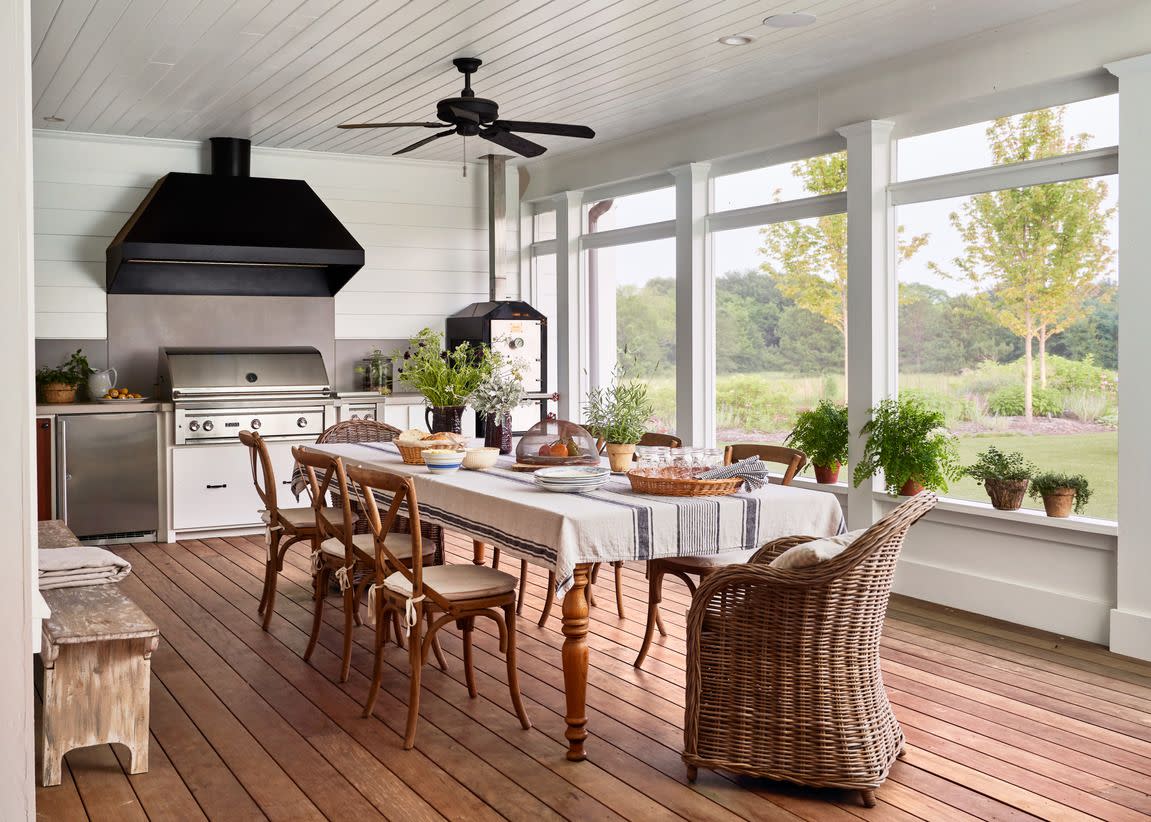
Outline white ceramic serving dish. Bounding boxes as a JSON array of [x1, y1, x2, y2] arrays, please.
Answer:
[[462, 447, 499, 470]]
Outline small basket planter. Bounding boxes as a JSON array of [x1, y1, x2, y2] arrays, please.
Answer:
[[1040, 488, 1077, 518], [41, 383, 78, 404], [984, 478, 1029, 511]]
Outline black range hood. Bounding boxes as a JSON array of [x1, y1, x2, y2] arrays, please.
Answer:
[[106, 138, 364, 297]]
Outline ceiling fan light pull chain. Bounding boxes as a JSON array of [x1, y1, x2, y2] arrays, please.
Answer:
[[462, 135, 467, 178]]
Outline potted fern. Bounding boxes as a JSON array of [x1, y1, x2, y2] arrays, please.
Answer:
[[584, 375, 654, 473], [786, 400, 849, 483], [852, 396, 960, 496], [1029, 472, 1092, 518], [963, 446, 1034, 511]]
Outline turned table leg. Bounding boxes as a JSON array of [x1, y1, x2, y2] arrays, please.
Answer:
[[472, 539, 486, 566], [562, 563, 591, 762]]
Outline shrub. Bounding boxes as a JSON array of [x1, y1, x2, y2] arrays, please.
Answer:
[[1061, 389, 1109, 423], [1047, 355, 1115, 394], [963, 446, 1035, 482], [852, 395, 961, 495], [1029, 472, 1092, 515], [987, 385, 1064, 417]]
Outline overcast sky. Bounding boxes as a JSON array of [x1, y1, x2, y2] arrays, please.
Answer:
[[595, 94, 1119, 295]]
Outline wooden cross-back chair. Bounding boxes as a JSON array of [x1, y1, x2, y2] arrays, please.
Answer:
[[240, 430, 342, 632], [632, 442, 810, 669], [683, 493, 938, 807], [315, 418, 445, 565], [349, 463, 531, 749], [292, 447, 438, 683]]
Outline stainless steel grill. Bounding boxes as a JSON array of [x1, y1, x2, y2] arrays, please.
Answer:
[[161, 347, 336, 445]]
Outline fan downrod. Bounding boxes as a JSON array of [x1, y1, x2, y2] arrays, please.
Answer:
[[453, 57, 482, 97]]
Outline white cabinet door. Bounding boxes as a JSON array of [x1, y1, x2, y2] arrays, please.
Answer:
[[171, 441, 297, 531]]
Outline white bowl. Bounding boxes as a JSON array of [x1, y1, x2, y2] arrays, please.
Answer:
[[462, 447, 499, 470]]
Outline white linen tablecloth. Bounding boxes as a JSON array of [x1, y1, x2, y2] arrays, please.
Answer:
[[309, 442, 845, 596]]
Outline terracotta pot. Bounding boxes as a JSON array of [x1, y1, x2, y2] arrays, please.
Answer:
[[1041, 488, 1077, 518], [899, 478, 925, 497], [41, 383, 77, 404], [605, 442, 636, 473], [425, 405, 466, 434], [984, 478, 1028, 511], [813, 463, 840, 484]]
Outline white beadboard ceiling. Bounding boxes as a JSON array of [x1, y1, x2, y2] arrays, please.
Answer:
[[32, 0, 1087, 163]]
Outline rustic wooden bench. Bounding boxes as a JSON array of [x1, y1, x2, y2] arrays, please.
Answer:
[[37, 521, 159, 788]]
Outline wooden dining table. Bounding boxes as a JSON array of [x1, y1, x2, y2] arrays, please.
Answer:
[[306, 441, 845, 761]]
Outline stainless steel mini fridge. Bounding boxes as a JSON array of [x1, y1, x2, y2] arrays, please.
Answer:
[[56, 413, 159, 542]]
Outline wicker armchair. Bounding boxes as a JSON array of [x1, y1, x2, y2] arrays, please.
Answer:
[[316, 419, 445, 564], [682, 492, 937, 807]]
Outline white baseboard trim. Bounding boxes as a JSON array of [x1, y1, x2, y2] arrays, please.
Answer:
[[1109, 609, 1151, 661], [168, 525, 263, 544], [893, 558, 1111, 644]]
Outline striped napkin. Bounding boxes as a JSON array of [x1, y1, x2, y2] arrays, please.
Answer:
[[697, 456, 770, 491]]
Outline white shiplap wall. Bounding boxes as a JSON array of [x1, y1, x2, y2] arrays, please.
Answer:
[[32, 130, 495, 340]]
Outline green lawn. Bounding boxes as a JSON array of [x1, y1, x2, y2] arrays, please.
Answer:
[[951, 432, 1117, 521]]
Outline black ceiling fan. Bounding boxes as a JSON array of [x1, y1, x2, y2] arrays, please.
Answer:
[[338, 57, 595, 158]]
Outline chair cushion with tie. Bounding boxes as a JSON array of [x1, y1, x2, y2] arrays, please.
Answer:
[[384, 565, 518, 601]]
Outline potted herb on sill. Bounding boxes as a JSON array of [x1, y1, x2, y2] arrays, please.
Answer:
[[469, 367, 525, 455], [852, 395, 960, 496], [786, 400, 849, 484], [963, 446, 1034, 511], [584, 375, 654, 473], [395, 328, 497, 433], [36, 349, 93, 404], [1029, 472, 1092, 518]]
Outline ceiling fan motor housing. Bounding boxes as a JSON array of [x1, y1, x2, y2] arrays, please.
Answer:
[[437, 97, 499, 133]]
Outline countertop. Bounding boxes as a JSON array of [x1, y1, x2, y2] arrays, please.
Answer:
[[38, 519, 82, 549], [37, 400, 171, 416]]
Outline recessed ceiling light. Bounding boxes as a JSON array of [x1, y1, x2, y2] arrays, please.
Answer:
[[764, 12, 817, 28], [42, 115, 64, 123], [718, 34, 754, 46]]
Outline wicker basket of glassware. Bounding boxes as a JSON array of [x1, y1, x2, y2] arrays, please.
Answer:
[[626, 468, 743, 497]]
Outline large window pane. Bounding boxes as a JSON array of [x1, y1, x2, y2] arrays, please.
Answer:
[[531, 252, 557, 393], [532, 209, 556, 242], [896, 175, 1118, 520], [714, 151, 846, 212], [584, 186, 674, 232], [898, 96, 1117, 180], [588, 237, 676, 432], [712, 214, 847, 448]]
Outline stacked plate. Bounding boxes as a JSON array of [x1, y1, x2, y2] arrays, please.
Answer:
[[533, 466, 611, 493]]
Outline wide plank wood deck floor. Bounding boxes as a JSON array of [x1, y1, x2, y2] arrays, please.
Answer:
[[35, 532, 1151, 821]]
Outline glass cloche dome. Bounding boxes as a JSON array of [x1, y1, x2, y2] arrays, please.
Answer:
[[515, 419, 601, 466]]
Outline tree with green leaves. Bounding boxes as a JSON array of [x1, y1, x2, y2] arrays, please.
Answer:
[[929, 106, 1115, 418], [759, 152, 927, 396]]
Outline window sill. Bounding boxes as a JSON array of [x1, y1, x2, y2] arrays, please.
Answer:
[[872, 490, 1117, 544]]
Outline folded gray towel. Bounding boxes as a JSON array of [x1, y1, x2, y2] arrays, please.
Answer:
[[38, 546, 131, 590], [698, 456, 770, 491]]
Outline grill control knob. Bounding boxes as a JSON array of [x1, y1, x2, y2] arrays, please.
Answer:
[[296, 417, 308, 428], [202, 420, 215, 432], [250, 419, 262, 430], [188, 420, 200, 432]]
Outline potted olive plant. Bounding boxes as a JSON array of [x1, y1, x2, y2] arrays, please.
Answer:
[[786, 400, 849, 483], [36, 349, 93, 404], [852, 396, 960, 496], [963, 446, 1035, 510], [395, 328, 498, 433], [584, 375, 654, 473], [1029, 472, 1092, 518]]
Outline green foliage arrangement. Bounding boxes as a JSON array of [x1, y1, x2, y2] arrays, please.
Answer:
[[36, 349, 93, 387], [786, 401, 849, 469], [584, 371, 653, 446], [852, 395, 961, 495], [963, 446, 1035, 482], [394, 328, 498, 408], [1029, 472, 1092, 514], [987, 385, 1063, 417], [469, 368, 525, 417]]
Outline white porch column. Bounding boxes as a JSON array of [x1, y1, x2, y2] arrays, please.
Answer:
[[552, 190, 587, 422], [838, 121, 897, 530], [671, 162, 712, 446], [1106, 55, 1151, 661], [1, 0, 38, 815]]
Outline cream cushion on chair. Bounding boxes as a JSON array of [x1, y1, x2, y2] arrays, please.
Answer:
[[384, 564, 517, 601], [320, 532, 430, 560], [278, 506, 342, 528], [769, 529, 864, 570]]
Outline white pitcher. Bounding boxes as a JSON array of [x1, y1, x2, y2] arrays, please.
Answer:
[[88, 368, 117, 398]]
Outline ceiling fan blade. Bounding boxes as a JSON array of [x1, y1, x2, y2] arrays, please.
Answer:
[[338, 121, 444, 129], [494, 120, 595, 139], [478, 127, 546, 158], [393, 128, 457, 155]]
